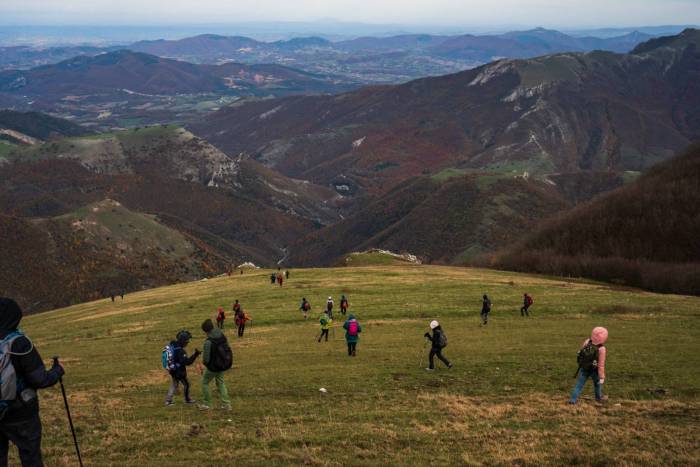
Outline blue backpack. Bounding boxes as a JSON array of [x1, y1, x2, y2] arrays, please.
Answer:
[[161, 343, 177, 372]]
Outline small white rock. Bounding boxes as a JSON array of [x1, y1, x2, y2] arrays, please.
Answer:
[[319, 387, 327, 393]]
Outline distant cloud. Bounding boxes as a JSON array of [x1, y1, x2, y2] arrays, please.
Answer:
[[1, 0, 699, 27]]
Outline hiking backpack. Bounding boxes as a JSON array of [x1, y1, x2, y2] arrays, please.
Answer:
[[0, 332, 26, 419], [206, 336, 233, 372], [162, 343, 177, 372], [438, 330, 448, 348], [303, 302, 311, 311], [526, 296, 533, 306], [577, 340, 600, 371], [347, 320, 359, 337]]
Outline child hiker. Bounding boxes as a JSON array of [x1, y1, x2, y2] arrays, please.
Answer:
[[318, 312, 332, 342], [569, 327, 609, 404], [424, 320, 452, 371], [343, 314, 362, 356], [481, 294, 491, 325], [164, 330, 201, 406], [340, 295, 349, 315], [235, 307, 251, 337], [300, 297, 311, 319], [216, 306, 226, 329]]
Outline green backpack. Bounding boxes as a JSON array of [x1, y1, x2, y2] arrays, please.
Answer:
[[577, 340, 600, 371]]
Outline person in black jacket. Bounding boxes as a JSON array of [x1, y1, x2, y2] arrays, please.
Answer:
[[481, 294, 491, 325], [424, 320, 452, 371], [164, 330, 201, 406], [0, 298, 64, 467]]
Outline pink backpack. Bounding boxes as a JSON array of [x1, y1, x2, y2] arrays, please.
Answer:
[[348, 320, 359, 337]]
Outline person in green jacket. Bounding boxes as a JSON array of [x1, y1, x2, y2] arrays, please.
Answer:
[[318, 312, 332, 342], [200, 319, 231, 410], [343, 314, 362, 356]]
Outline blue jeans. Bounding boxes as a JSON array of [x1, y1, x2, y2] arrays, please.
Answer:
[[570, 368, 602, 402]]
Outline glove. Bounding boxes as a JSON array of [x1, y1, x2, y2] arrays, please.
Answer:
[[194, 349, 202, 356], [52, 362, 65, 378], [599, 379, 605, 384], [424, 332, 430, 339]]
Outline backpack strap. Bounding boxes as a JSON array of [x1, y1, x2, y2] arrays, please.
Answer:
[[1, 331, 32, 357]]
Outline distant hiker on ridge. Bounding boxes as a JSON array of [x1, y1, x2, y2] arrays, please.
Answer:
[[340, 295, 349, 316], [163, 330, 201, 406], [300, 298, 311, 319], [216, 306, 226, 329], [0, 298, 65, 466], [481, 294, 491, 325], [424, 320, 452, 371], [326, 296, 334, 320], [277, 273, 284, 287], [521, 293, 533, 317], [270, 273, 276, 285]]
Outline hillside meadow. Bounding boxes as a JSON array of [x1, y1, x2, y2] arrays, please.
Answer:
[[15, 265, 700, 465]]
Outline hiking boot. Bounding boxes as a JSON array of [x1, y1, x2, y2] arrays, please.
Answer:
[[165, 401, 175, 406], [221, 404, 232, 411], [447, 363, 453, 369], [425, 368, 435, 371], [198, 404, 211, 410], [185, 399, 197, 405]]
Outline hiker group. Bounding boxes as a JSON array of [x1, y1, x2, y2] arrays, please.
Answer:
[[312, 295, 360, 356]]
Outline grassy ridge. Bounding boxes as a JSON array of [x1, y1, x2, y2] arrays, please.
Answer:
[[18, 266, 700, 465]]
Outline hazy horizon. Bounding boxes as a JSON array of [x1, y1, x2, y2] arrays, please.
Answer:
[[2, 0, 700, 29]]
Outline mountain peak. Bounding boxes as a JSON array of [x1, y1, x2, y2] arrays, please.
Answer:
[[632, 27, 700, 54]]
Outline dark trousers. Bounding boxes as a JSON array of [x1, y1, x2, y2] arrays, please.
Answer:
[[429, 348, 451, 369], [520, 305, 530, 316], [238, 323, 245, 337], [481, 311, 489, 324], [347, 342, 357, 356], [0, 411, 44, 467], [217, 320, 224, 329], [318, 329, 329, 342]]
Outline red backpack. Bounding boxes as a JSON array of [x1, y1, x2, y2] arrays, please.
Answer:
[[527, 296, 534, 306], [348, 320, 359, 336]]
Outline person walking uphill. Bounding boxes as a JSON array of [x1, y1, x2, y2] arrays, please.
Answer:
[[569, 327, 609, 404], [340, 295, 349, 316], [0, 298, 65, 467], [234, 308, 251, 338], [318, 313, 332, 343], [481, 294, 491, 325], [200, 319, 233, 410], [164, 330, 201, 406], [521, 293, 533, 317], [300, 298, 311, 319], [216, 306, 226, 329], [424, 320, 452, 371], [343, 314, 362, 356]]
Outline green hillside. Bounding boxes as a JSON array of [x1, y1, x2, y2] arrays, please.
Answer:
[[16, 265, 699, 465]]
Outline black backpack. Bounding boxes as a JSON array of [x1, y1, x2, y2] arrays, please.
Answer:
[[206, 336, 233, 372], [577, 340, 600, 371], [437, 330, 448, 348]]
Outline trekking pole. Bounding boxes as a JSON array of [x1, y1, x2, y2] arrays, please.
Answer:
[[53, 357, 83, 467]]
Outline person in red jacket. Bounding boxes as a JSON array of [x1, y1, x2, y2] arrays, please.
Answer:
[[234, 308, 251, 337], [216, 306, 226, 329], [521, 293, 533, 317]]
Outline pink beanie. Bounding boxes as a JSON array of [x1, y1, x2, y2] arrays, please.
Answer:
[[591, 327, 608, 345]]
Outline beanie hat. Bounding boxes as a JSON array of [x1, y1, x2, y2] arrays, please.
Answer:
[[430, 320, 439, 329]]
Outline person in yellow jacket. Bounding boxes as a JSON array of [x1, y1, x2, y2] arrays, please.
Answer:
[[318, 312, 332, 343]]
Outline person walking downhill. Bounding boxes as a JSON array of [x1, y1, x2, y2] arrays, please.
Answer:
[[234, 308, 251, 338], [481, 294, 492, 325], [424, 320, 452, 371], [270, 273, 277, 285], [521, 293, 533, 317], [326, 297, 334, 320], [340, 295, 349, 316], [216, 306, 226, 329], [0, 298, 65, 467], [300, 298, 311, 319], [164, 330, 201, 406], [318, 312, 332, 343], [343, 314, 362, 357], [200, 319, 233, 410], [569, 327, 609, 404]]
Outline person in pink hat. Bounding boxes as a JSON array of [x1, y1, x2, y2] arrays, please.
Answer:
[[569, 327, 608, 404]]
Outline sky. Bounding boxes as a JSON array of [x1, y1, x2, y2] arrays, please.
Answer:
[[2, 0, 700, 28]]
